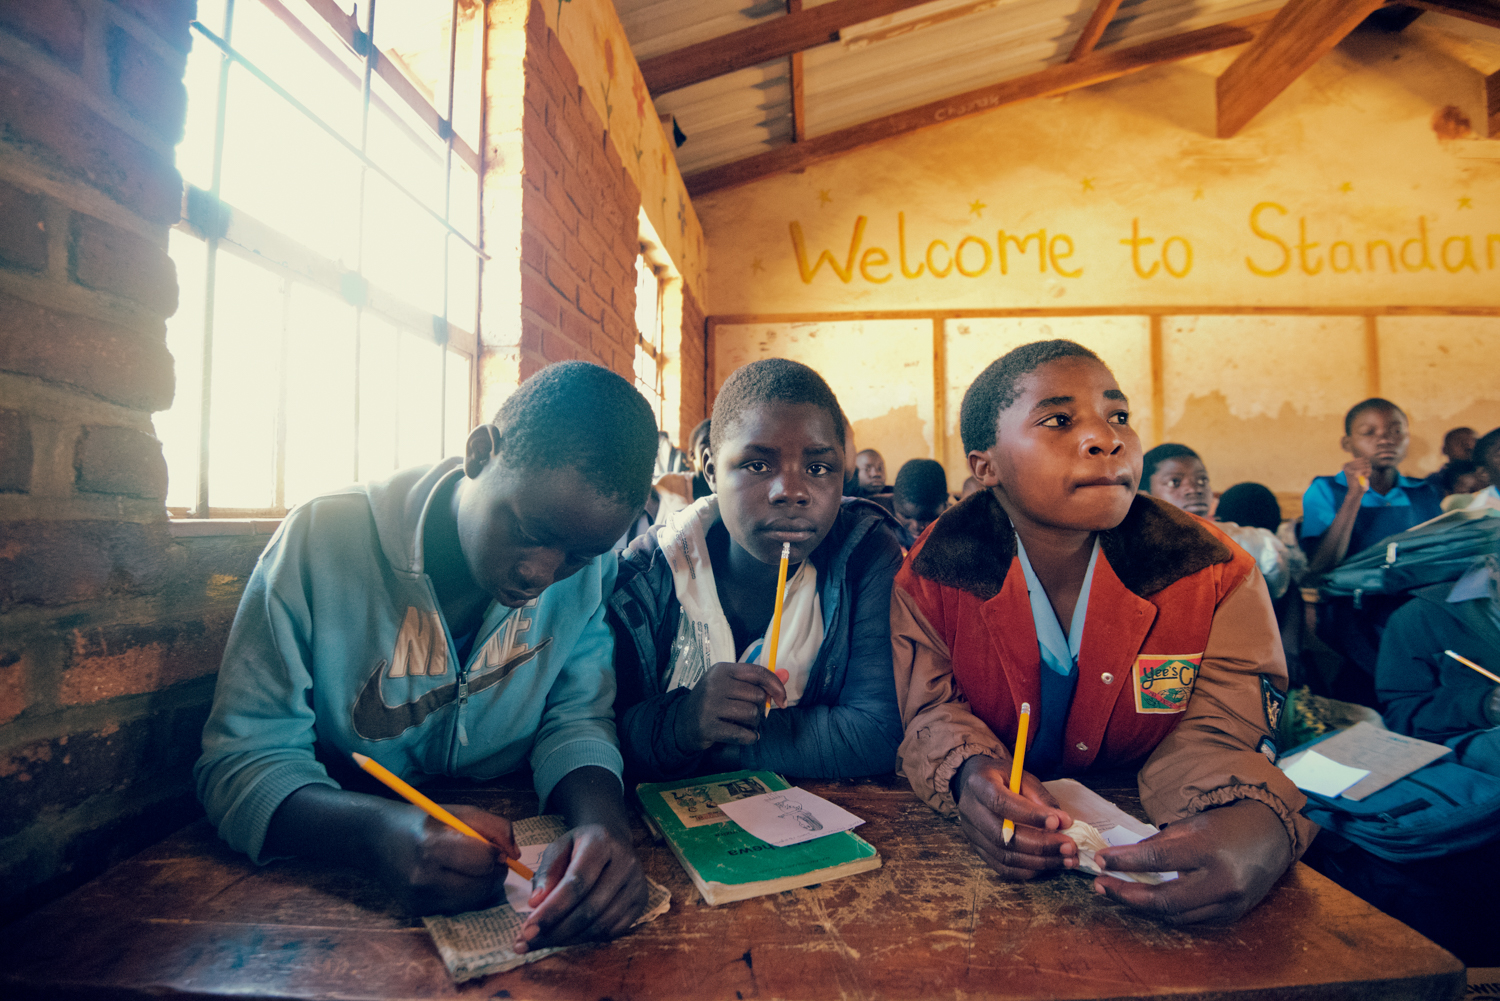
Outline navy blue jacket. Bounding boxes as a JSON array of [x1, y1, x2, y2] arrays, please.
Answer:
[[608, 499, 904, 781], [1377, 579, 1500, 742]]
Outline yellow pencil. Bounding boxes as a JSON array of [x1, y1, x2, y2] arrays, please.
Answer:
[[1001, 702, 1032, 847], [1446, 649, 1500, 686], [763, 541, 791, 711], [352, 752, 533, 880], [1358, 474, 1369, 489]]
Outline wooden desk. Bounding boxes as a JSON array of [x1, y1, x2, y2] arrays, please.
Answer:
[[0, 775, 1464, 1001]]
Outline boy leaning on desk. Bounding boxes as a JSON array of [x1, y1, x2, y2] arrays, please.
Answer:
[[194, 362, 659, 955], [893, 340, 1319, 924]]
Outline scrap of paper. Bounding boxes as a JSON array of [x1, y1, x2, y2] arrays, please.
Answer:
[[424, 815, 670, 983], [1045, 780, 1177, 883], [1286, 721, 1450, 801], [1281, 749, 1371, 797], [716, 787, 864, 847]]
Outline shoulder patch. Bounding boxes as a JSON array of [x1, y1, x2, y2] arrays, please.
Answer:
[[1132, 653, 1201, 714], [1257, 735, 1278, 763], [1260, 675, 1287, 734]]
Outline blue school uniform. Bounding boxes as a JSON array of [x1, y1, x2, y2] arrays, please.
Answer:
[[1300, 471, 1442, 556]]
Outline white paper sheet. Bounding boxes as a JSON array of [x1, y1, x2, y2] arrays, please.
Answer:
[[502, 841, 548, 914], [1281, 749, 1371, 797], [716, 787, 864, 847], [1043, 779, 1178, 883]]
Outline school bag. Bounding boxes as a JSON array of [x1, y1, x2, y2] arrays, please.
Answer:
[[1286, 731, 1500, 862], [1316, 510, 1500, 607]]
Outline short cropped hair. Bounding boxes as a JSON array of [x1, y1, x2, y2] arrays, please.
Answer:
[[857, 448, 882, 461], [1216, 482, 1282, 533], [1142, 443, 1201, 485], [959, 339, 1101, 453], [1474, 427, 1500, 468], [1344, 398, 1406, 435], [1445, 426, 1475, 447], [490, 360, 658, 507], [894, 459, 949, 510], [710, 358, 845, 458]]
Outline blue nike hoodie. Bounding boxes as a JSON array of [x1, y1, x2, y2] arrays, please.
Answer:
[[194, 458, 624, 863]]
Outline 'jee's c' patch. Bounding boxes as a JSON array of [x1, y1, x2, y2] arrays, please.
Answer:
[[1132, 653, 1202, 714]]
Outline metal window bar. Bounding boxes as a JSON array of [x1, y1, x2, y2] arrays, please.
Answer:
[[184, 0, 483, 516]]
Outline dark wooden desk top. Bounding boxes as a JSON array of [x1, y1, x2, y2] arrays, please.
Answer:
[[0, 774, 1464, 1001]]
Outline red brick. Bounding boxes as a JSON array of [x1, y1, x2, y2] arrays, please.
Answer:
[[543, 251, 578, 304], [521, 110, 562, 178], [0, 180, 49, 272], [0, 409, 34, 492], [107, 25, 187, 144], [522, 187, 572, 253], [563, 233, 593, 285], [70, 214, 177, 314], [520, 317, 545, 354], [0, 63, 182, 224], [589, 265, 620, 313], [577, 286, 605, 323], [0, 649, 27, 725], [60, 612, 231, 705], [519, 355, 544, 382], [541, 169, 574, 226], [519, 266, 561, 327], [541, 328, 578, 364], [74, 425, 167, 498], [519, 230, 544, 271], [0, 519, 173, 608], [560, 305, 593, 349], [0, 0, 86, 69], [525, 0, 549, 53], [109, 0, 196, 53], [0, 291, 175, 411]]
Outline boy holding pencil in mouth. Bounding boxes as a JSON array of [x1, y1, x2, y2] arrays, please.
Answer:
[[609, 359, 904, 781], [893, 340, 1316, 924], [195, 362, 658, 951]]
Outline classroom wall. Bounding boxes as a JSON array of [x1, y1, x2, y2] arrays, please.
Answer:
[[480, 0, 708, 442], [0, 0, 274, 925], [699, 21, 1500, 513]]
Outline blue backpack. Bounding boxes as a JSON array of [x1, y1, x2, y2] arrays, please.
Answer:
[[1288, 731, 1500, 862]]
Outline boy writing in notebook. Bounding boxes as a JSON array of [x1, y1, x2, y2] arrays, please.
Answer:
[[195, 362, 657, 951], [610, 359, 904, 780], [893, 340, 1316, 923]]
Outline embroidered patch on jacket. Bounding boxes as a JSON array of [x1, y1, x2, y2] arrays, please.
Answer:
[[1132, 653, 1202, 714], [1260, 675, 1287, 733], [1257, 735, 1278, 763]]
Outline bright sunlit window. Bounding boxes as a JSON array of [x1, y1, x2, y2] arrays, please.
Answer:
[[160, 0, 485, 516], [633, 254, 664, 427]]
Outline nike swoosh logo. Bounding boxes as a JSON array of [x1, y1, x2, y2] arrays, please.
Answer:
[[351, 638, 553, 741]]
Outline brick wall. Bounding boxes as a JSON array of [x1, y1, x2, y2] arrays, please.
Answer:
[[515, 1, 640, 385], [678, 282, 708, 443], [0, 0, 266, 924]]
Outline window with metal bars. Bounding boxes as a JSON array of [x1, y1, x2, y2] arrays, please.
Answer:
[[633, 253, 665, 429], [159, 0, 486, 517]]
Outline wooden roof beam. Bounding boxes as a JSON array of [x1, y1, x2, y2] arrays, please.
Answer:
[[1068, 0, 1128, 61], [1216, 0, 1388, 137], [1399, 0, 1500, 30], [639, 0, 934, 96], [686, 12, 1277, 197]]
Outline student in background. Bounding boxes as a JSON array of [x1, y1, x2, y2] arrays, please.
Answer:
[[1300, 399, 1443, 698], [856, 448, 896, 512], [1461, 427, 1500, 513], [1426, 426, 1477, 496], [892, 458, 951, 548], [1301, 399, 1442, 576], [1143, 448, 1294, 601], [1378, 556, 1500, 776], [895, 339, 1312, 925], [195, 362, 657, 950], [1438, 461, 1485, 511], [654, 418, 712, 526], [610, 359, 904, 782]]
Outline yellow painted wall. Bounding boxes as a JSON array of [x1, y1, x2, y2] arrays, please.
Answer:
[[701, 24, 1500, 516], [539, 0, 707, 303]]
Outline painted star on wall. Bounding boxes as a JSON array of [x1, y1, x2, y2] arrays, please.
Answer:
[[1080, 177, 1095, 192], [1339, 182, 1353, 193], [817, 190, 833, 206], [968, 199, 986, 218], [1458, 196, 1473, 209]]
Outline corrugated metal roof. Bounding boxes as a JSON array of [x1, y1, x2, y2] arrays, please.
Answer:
[[616, 0, 1285, 176]]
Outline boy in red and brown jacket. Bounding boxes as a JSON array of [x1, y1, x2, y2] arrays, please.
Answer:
[[893, 339, 1316, 924]]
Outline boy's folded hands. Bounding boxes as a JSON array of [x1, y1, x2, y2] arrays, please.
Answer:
[[673, 661, 789, 752], [953, 755, 1077, 880], [1091, 798, 1292, 925]]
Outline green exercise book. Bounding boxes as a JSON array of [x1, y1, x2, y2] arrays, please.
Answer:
[[636, 769, 881, 905]]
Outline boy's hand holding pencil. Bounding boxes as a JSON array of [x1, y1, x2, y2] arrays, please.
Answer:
[[675, 662, 787, 751]]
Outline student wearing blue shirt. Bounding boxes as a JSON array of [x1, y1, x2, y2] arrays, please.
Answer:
[[1300, 398, 1441, 696]]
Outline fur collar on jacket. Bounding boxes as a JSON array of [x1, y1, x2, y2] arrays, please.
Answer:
[[910, 489, 1233, 601]]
